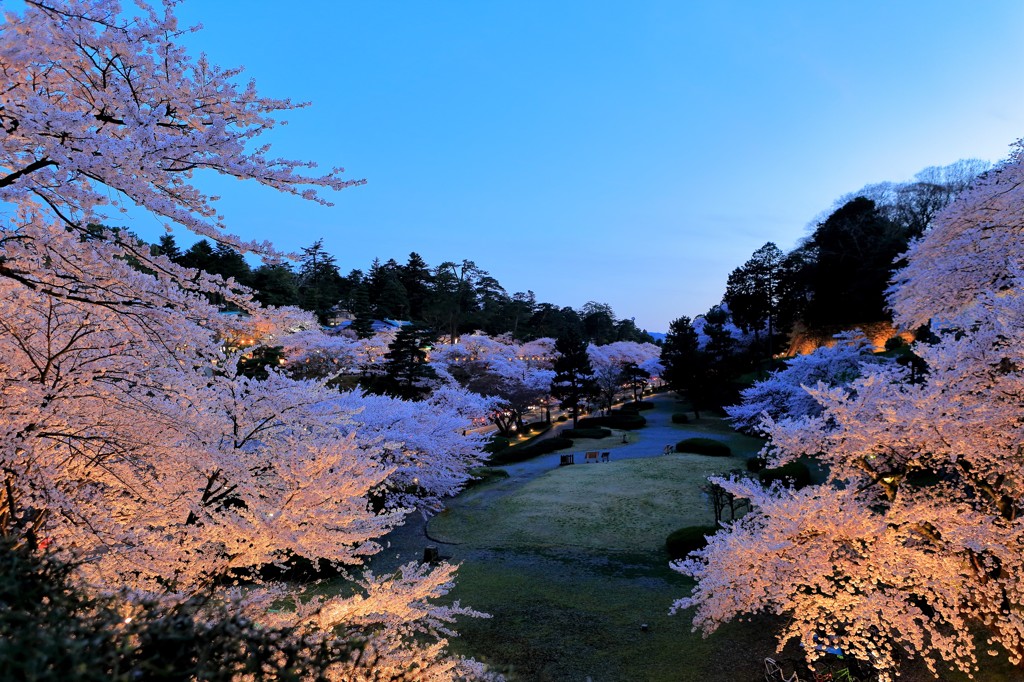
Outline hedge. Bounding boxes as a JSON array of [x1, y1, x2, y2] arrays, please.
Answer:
[[665, 525, 719, 560], [671, 413, 690, 424], [562, 427, 612, 440], [758, 461, 812, 489], [578, 413, 647, 430], [463, 467, 511, 489], [675, 437, 732, 457], [488, 436, 574, 465], [618, 401, 655, 412]]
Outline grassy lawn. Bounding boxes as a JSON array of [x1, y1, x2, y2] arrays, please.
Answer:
[[429, 452, 777, 681], [428, 428, 1022, 681], [430, 454, 741, 552], [441, 551, 783, 682]]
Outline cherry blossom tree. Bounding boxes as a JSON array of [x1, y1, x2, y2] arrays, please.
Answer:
[[674, 139, 1024, 681], [0, 2, 494, 678], [431, 333, 554, 437], [724, 331, 888, 435], [587, 341, 663, 410]]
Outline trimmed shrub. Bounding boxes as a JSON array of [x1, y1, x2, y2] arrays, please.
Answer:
[[618, 401, 655, 413], [578, 413, 647, 430], [675, 438, 732, 457], [463, 467, 511, 489], [484, 435, 512, 454], [520, 422, 551, 435], [489, 436, 574, 465], [671, 413, 690, 424], [555, 415, 568, 422], [562, 427, 611, 439], [746, 456, 767, 473], [665, 525, 719, 560], [759, 461, 812, 489]]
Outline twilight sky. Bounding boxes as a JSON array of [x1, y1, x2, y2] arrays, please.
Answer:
[[150, 1, 1024, 333]]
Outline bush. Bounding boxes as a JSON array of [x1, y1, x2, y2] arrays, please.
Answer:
[[671, 413, 690, 424], [488, 436, 574, 465], [618, 401, 655, 412], [555, 415, 568, 422], [746, 456, 767, 473], [0, 538, 345, 681], [484, 435, 512, 454], [463, 467, 511, 489], [759, 461, 812, 489], [675, 438, 732, 457], [562, 428, 611, 439], [520, 421, 551, 435], [884, 335, 908, 351], [578, 413, 647, 430], [665, 525, 719, 560]]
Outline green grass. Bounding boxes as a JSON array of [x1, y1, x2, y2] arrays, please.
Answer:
[[429, 455, 741, 552], [440, 550, 784, 682]]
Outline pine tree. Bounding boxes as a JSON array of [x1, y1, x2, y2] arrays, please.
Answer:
[[550, 330, 598, 427], [350, 285, 375, 339], [377, 326, 436, 400]]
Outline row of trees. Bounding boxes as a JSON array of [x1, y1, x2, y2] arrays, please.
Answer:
[[155, 235, 654, 345], [280, 324, 661, 438]]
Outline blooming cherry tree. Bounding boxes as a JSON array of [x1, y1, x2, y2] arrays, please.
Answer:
[[0, 2, 494, 677], [431, 333, 554, 436], [724, 331, 888, 435], [674, 140, 1024, 681], [588, 341, 663, 410]]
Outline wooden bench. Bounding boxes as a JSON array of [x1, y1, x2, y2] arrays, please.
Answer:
[[584, 451, 599, 463], [559, 452, 575, 466], [600, 451, 610, 462]]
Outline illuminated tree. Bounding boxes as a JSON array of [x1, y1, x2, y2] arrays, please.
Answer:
[[724, 331, 887, 435], [675, 139, 1024, 682], [430, 333, 553, 437], [0, 2, 493, 678]]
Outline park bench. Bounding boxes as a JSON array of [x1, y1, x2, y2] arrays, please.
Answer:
[[584, 451, 599, 463], [600, 451, 610, 462], [559, 452, 575, 466]]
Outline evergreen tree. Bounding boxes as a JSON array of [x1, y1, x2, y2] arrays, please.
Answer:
[[662, 316, 703, 419], [804, 197, 905, 328], [375, 274, 410, 321], [212, 242, 252, 286], [376, 325, 436, 400], [550, 330, 598, 427], [250, 264, 299, 307], [580, 301, 617, 345], [399, 252, 433, 320], [154, 234, 181, 261], [723, 242, 785, 365], [619, 361, 651, 403], [298, 239, 343, 323], [349, 285, 375, 339], [178, 238, 217, 272], [505, 290, 536, 340]]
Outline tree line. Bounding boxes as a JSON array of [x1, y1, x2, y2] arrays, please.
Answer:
[[153, 236, 653, 345], [660, 158, 990, 413]]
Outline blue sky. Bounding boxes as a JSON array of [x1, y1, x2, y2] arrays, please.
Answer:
[[153, 1, 1024, 332]]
